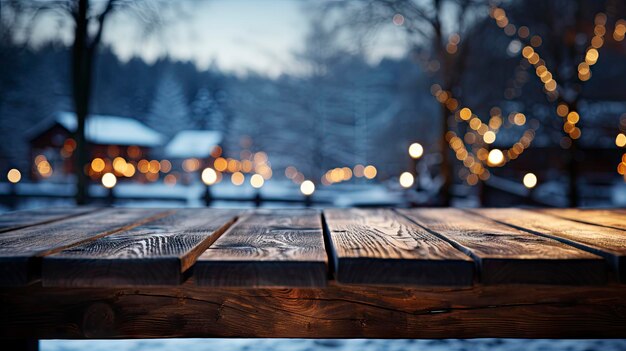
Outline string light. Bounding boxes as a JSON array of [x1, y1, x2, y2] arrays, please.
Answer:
[[523, 173, 538, 189]]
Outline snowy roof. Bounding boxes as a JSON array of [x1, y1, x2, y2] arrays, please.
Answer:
[[165, 130, 222, 158], [28, 112, 164, 147]]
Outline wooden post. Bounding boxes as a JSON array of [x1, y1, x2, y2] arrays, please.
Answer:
[[254, 191, 262, 208], [204, 186, 212, 207], [6, 340, 38, 351]]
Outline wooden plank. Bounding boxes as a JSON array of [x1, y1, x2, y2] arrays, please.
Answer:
[[42, 209, 239, 287], [324, 208, 473, 286], [194, 209, 327, 287], [540, 208, 626, 231], [2, 281, 626, 339], [474, 208, 626, 283], [0, 207, 97, 233], [0, 208, 170, 286], [399, 208, 606, 284]]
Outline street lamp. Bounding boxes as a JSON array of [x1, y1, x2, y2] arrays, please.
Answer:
[[408, 143, 424, 159], [101, 172, 117, 205], [408, 142, 423, 191], [250, 173, 264, 207], [399, 172, 415, 189], [6, 168, 21, 209], [523, 173, 537, 189], [300, 180, 315, 207], [201, 168, 217, 206]]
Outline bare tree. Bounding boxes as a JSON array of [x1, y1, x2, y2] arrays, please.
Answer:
[[8, 0, 173, 204], [326, 0, 488, 205]]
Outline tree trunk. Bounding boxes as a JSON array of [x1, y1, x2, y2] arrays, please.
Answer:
[[439, 103, 452, 206], [71, 0, 91, 205], [568, 137, 579, 207]]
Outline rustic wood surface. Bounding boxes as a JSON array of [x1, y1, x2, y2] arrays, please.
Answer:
[[474, 208, 626, 282], [399, 209, 606, 284], [0, 208, 171, 286], [194, 209, 327, 287], [539, 208, 626, 231], [42, 209, 239, 287], [0, 207, 97, 233], [1, 207, 626, 339], [1, 280, 626, 339], [324, 209, 474, 285]]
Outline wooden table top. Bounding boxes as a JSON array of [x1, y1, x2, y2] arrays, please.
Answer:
[[2, 207, 626, 339], [1, 207, 625, 287]]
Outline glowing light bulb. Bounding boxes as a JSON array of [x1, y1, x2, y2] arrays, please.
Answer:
[[408, 143, 424, 159], [523, 173, 538, 189], [487, 149, 504, 166], [399, 172, 415, 188], [7, 169, 21, 183], [201, 168, 217, 185], [250, 173, 264, 188], [300, 180, 315, 196], [102, 172, 117, 189]]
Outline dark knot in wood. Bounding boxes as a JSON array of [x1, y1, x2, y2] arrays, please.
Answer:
[[82, 302, 115, 337]]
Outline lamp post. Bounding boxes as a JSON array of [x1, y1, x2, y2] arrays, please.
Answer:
[[201, 168, 217, 207], [408, 142, 423, 191], [101, 172, 117, 206], [523, 172, 538, 205], [7, 168, 21, 210], [250, 173, 264, 208], [300, 180, 315, 208]]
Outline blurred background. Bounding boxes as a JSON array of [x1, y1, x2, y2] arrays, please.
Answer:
[[1, 0, 626, 212]]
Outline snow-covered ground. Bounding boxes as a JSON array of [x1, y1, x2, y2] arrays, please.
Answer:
[[41, 339, 626, 351]]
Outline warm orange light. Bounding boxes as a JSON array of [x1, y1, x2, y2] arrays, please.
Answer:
[[231, 171, 244, 186], [363, 165, 377, 179], [7, 169, 21, 183], [483, 131, 496, 144], [91, 158, 105, 172]]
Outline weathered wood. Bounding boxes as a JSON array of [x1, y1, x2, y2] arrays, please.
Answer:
[[540, 208, 626, 231], [1, 281, 626, 339], [0, 208, 171, 286], [42, 209, 239, 287], [399, 208, 606, 284], [195, 209, 327, 287], [0, 207, 96, 234], [4, 339, 38, 351], [474, 208, 626, 282], [324, 209, 474, 286]]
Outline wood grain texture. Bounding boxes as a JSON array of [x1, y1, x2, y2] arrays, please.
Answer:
[[0, 207, 97, 233], [539, 208, 626, 231], [399, 208, 605, 284], [195, 209, 327, 287], [1, 280, 626, 339], [42, 209, 239, 287], [0, 208, 171, 286], [324, 209, 473, 286], [474, 208, 626, 283]]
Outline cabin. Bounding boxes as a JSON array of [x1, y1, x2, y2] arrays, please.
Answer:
[[163, 130, 223, 184], [26, 112, 164, 181]]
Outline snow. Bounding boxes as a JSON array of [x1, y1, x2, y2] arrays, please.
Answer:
[[41, 339, 626, 351], [164, 130, 222, 158], [31, 112, 165, 147]]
